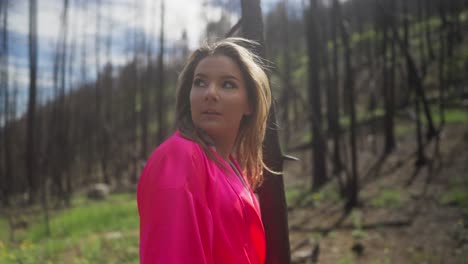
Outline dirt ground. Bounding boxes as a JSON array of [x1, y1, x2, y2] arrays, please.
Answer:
[[283, 123, 468, 264]]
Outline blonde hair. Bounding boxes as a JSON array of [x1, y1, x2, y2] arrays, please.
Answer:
[[175, 37, 272, 189]]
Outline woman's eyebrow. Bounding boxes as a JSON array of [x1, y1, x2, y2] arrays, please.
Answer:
[[194, 73, 208, 78], [194, 72, 239, 81], [222, 75, 239, 81]]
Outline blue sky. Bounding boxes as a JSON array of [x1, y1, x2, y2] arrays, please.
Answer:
[[4, 0, 302, 119]]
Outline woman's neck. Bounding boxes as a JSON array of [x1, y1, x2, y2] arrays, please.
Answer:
[[197, 128, 237, 161], [206, 134, 233, 160], [209, 135, 236, 161], [213, 142, 233, 160]]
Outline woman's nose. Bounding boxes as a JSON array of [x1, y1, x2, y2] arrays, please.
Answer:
[[205, 83, 219, 101]]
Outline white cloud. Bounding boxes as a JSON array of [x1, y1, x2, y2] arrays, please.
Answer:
[[9, 0, 245, 73], [7, 0, 279, 116], [9, 0, 61, 41]]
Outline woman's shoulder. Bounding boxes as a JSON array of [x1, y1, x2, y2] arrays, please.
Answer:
[[153, 131, 201, 157], [140, 131, 206, 189]]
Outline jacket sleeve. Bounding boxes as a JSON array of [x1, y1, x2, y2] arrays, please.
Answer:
[[137, 145, 213, 264]]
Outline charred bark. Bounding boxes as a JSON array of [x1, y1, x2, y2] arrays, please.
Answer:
[[26, 0, 38, 203], [306, 0, 327, 190], [333, 0, 359, 211], [156, 0, 166, 145], [240, 0, 291, 263]]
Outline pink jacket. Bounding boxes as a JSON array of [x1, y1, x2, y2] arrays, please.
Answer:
[[137, 132, 266, 263]]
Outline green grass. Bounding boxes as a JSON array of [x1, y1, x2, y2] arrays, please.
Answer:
[[441, 189, 468, 207], [339, 108, 385, 128], [350, 209, 368, 240], [372, 257, 392, 264], [395, 122, 414, 137], [73, 232, 139, 264], [409, 250, 445, 264], [440, 173, 468, 207], [285, 186, 303, 206], [461, 10, 468, 22], [338, 105, 466, 134], [27, 193, 138, 242], [439, 173, 468, 258], [436, 108, 468, 124], [370, 188, 404, 209], [285, 182, 342, 208], [0, 218, 9, 241], [0, 193, 139, 264], [394, 107, 468, 138], [285, 185, 318, 207], [313, 183, 342, 205], [337, 253, 355, 264], [298, 106, 466, 144]]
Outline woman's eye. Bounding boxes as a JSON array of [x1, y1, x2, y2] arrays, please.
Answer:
[[193, 79, 206, 87], [223, 81, 236, 89]]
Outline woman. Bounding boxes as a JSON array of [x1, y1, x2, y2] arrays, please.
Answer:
[[137, 37, 272, 264]]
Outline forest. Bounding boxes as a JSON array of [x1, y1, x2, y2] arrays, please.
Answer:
[[0, 0, 468, 263]]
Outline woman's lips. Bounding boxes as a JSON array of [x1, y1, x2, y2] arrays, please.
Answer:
[[202, 110, 221, 115]]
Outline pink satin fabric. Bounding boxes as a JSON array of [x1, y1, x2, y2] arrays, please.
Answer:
[[137, 132, 266, 263]]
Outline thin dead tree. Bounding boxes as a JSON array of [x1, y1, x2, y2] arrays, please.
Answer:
[[389, 10, 436, 167], [129, 0, 140, 184], [94, 0, 112, 184], [101, 1, 115, 186], [417, 0, 427, 75], [59, 0, 71, 205], [380, 0, 396, 154], [156, 0, 166, 145], [424, 0, 435, 61], [1, 0, 12, 206], [239, 0, 291, 263], [49, 0, 71, 205], [333, 0, 359, 210], [140, 0, 150, 159], [305, 0, 327, 190], [79, 0, 95, 184], [280, 0, 292, 146], [437, 0, 447, 127], [26, 0, 39, 203], [329, 0, 343, 181]]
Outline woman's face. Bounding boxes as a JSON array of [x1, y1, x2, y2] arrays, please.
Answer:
[[190, 55, 251, 142]]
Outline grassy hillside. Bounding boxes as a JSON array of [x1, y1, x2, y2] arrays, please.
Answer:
[[0, 193, 139, 264]]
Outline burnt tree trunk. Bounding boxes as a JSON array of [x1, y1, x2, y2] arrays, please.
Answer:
[[80, 0, 94, 184], [391, 16, 431, 166], [101, 3, 115, 187], [140, 0, 149, 158], [333, 0, 359, 211], [424, 0, 435, 61], [1, 0, 12, 206], [329, 3, 343, 179], [59, 0, 70, 205], [156, 0, 166, 145], [240, 0, 291, 263], [417, 0, 427, 75], [438, 0, 447, 127], [389, 1, 396, 147], [389, 6, 437, 141], [95, 0, 111, 184], [280, 0, 291, 147], [381, 0, 395, 154], [306, 0, 327, 190], [26, 0, 38, 203]]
